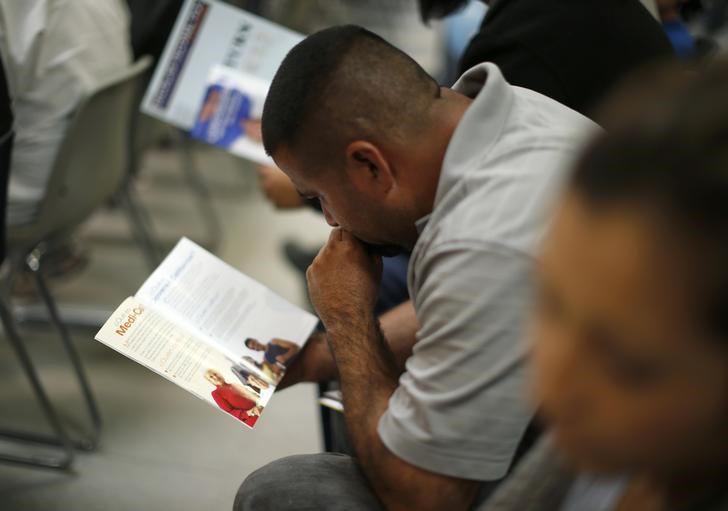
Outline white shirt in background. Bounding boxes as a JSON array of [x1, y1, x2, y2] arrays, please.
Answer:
[[0, 0, 132, 226]]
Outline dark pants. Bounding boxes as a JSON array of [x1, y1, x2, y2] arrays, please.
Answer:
[[234, 452, 502, 511], [374, 253, 410, 316], [234, 453, 385, 511]]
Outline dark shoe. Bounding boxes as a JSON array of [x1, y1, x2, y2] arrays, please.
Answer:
[[12, 240, 90, 298], [40, 240, 90, 280]]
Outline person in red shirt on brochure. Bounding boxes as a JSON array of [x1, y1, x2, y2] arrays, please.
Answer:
[[204, 369, 262, 427]]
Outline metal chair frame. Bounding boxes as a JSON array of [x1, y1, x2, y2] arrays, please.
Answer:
[[0, 58, 152, 467]]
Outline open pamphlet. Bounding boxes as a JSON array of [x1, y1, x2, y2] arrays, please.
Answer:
[[95, 238, 318, 429], [141, 0, 303, 165]]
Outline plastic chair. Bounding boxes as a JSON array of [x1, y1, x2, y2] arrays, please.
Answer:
[[1, 56, 152, 455], [117, 62, 166, 271], [0, 128, 75, 470], [0, 52, 75, 469]]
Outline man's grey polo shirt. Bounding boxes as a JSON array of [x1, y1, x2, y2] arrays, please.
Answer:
[[377, 63, 599, 480]]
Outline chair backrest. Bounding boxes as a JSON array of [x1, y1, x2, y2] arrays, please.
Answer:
[[129, 61, 169, 177], [11, 57, 152, 247]]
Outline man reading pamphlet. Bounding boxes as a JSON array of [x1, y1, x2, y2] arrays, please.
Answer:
[[95, 238, 318, 429]]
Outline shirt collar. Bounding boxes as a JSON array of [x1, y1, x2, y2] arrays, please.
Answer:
[[441, 62, 513, 195], [414, 63, 514, 234], [415, 214, 431, 235]]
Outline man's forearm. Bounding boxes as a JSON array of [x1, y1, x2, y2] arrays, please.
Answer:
[[324, 313, 478, 511], [323, 313, 404, 503], [325, 312, 399, 432], [302, 228, 478, 510], [289, 300, 418, 387]]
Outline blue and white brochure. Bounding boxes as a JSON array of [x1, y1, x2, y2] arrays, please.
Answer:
[[190, 65, 271, 165]]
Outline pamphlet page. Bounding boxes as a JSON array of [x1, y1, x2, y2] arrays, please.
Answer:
[[135, 238, 318, 383], [95, 297, 276, 429], [95, 237, 318, 429]]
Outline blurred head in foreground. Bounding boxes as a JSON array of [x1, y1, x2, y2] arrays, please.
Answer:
[[533, 59, 728, 480]]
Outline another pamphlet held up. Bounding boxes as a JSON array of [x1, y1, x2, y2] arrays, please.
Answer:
[[140, 0, 303, 165]]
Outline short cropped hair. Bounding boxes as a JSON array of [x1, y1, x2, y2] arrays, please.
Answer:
[[262, 25, 440, 165], [570, 59, 728, 339]]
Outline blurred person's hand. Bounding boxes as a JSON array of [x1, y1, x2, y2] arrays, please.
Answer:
[[256, 165, 305, 209], [243, 118, 263, 143]]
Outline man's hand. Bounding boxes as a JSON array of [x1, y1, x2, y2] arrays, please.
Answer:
[[256, 165, 305, 209], [275, 302, 419, 391], [276, 331, 337, 391], [306, 228, 382, 329]]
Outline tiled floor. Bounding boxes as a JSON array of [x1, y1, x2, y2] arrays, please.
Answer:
[[0, 141, 330, 510]]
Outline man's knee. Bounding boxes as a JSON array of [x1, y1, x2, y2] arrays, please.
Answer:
[[234, 455, 302, 511], [234, 453, 384, 511]]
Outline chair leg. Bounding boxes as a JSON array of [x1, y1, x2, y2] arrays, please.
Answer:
[[118, 181, 162, 271], [0, 299, 74, 470], [177, 134, 223, 250], [26, 250, 101, 451]]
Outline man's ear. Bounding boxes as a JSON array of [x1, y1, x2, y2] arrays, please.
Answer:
[[344, 140, 394, 195]]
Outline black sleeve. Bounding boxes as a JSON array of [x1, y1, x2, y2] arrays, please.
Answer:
[[458, 0, 674, 118], [0, 57, 11, 135], [460, 37, 568, 105], [126, 0, 185, 60], [0, 55, 13, 261]]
